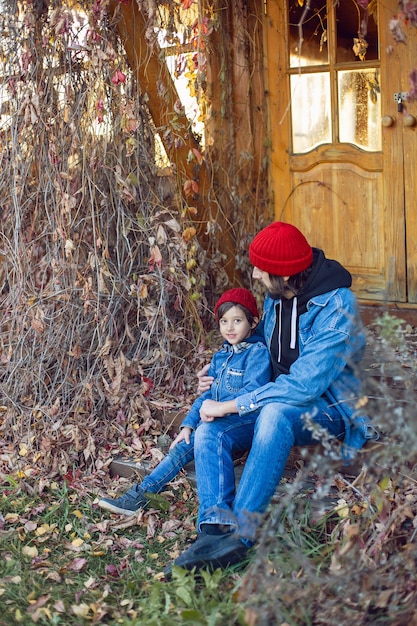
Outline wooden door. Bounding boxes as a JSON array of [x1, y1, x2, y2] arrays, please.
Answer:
[[265, 0, 417, 303]]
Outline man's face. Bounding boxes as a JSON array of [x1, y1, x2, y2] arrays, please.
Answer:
[[252, 267, 293, 299], [252, 266, 274, 290]]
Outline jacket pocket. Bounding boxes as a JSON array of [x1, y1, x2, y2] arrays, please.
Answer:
[[225, 368, 245, 392]]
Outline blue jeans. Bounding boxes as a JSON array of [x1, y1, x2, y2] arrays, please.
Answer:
[[139, 435, 195, 493], [194, 399, 346, 539]]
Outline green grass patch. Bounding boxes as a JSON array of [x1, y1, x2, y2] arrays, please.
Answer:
[[0, 476, 248, 625]]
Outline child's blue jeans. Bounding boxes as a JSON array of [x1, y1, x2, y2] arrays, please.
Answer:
[[139, 434, 195, 493]]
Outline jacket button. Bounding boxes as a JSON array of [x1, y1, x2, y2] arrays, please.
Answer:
[[250, 403, 255, 409]]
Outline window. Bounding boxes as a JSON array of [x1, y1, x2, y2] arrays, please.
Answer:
[[288, 0, 381, 153]]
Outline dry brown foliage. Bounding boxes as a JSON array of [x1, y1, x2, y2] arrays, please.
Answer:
[[0, 0, 216, 474]]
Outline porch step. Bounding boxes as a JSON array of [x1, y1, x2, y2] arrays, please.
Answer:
[[107, 445, 371, 512]]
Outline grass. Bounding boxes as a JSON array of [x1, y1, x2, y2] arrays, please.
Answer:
[[0, 474, 247, 625], [0, 468, 365, 626], [2, 454, 417, 625]]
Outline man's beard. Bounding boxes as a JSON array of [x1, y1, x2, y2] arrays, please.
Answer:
[[267, 284, 295, 300]]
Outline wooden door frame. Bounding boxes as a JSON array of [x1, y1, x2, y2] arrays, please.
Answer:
[[264, 0, 417, 307]]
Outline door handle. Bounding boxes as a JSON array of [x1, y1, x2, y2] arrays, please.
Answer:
[[403, 114, 416, 127], [381, 115, 396, 127]]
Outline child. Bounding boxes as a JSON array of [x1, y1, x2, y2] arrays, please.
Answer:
[[98, 287, 272, 516]]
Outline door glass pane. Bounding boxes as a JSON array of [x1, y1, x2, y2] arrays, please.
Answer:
[[291, 73, 331, 153], [289, 0, 328, 68], [338, 70, 381, 151], [336, 0, 379, 63]]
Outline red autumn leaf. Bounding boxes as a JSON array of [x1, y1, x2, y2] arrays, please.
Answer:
[[111, 70, 126, 85], [183, 179, 199, 196], [148, 245, 162, 270], [105, 564, 120, 578], [63, 469, 83, 484], [142, 376, 154, 396], [192, 148, 204, 165]]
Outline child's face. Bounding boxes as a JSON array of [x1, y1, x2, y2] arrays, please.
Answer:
[[218, 305, 256, 345]]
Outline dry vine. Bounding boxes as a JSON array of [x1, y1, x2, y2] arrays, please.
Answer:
[[0, 0, 214, 473]]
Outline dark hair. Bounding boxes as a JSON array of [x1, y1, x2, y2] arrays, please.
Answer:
[[267, 265, 313, 298], [216, 301, 257, 326]]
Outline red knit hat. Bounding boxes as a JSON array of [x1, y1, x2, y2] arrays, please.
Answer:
[[214, 288, 259, 319], [249, 222, 313, 276]]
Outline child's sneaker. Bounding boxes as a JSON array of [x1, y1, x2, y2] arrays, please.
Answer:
[[98, 485, 149, 516]]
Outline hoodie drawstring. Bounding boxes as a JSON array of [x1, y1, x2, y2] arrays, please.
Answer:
[[290, 296, 298, 350]]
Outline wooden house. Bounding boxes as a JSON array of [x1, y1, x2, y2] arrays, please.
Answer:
[[109, 0, 417, 314]]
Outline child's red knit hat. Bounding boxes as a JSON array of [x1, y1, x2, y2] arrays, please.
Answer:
[[214, 288, 259, 319], [249, 222, 313, 276]]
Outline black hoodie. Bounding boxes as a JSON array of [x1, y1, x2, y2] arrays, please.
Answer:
[[270, 248, 352, 379]]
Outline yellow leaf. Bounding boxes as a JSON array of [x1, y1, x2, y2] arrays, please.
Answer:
[[72, 603, 90, 617], [379, 476, 391, 491], [334, 498, 349, 518], [22, 545, 38, 558], [72, 538, 84, 547], [19, 444, 28, 457], [73, 510, 83, 519]]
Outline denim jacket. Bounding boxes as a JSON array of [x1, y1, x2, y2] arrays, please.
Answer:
[[181, 333, 272, 431], [235, 289, 378, 458]]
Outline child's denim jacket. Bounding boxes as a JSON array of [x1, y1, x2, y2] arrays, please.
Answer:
[[236, 289, 378, 460], [181, 333, 272, 431]]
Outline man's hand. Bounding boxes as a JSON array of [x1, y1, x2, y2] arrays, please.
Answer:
[[169, 426, 192, 449], [197, 363, 214, 394], [200, 399, 238, 422]]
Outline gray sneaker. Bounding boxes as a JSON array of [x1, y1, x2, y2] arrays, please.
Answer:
[[98, 485, 149, 516]]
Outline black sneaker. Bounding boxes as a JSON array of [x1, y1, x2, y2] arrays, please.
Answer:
[[164, 531, 249, 579], [98, 486, 149, 516]]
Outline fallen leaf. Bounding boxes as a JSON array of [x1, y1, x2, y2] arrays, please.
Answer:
[[67, 557, 88, 572], [22, 545, 38, 558]]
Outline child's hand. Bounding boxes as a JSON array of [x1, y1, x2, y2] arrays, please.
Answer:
[[169, 427, 192, 449], [197, 364, 214, 393]]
